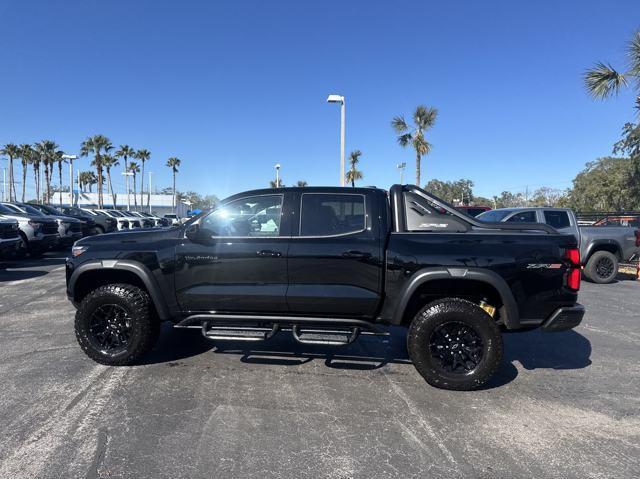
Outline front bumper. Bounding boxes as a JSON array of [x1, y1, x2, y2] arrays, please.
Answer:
[[541, 304, 585, 332], [0, 238, 21, 257]]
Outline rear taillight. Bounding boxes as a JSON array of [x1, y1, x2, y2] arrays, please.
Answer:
[[635, 230, 640, 247], [565, 247, 581, 291]]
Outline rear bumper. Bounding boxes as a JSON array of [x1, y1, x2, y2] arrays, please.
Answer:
[[541, 304, 585, 332]]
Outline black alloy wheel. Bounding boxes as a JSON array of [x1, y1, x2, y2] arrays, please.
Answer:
[[87, 304, 133, 355], [429, 321, 484, 375]]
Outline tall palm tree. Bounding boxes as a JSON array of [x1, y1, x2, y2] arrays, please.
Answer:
[[80, 135, 112, 208], [296, 180, 308, 187], [135, 149, 150, 208], [101, 154, 120, 208], [166, 157, 181, 211], [19, 144, 33, 202], [31, 144, 41, 203], [128, 161, 140, 208], [391, 105, 438, 186], [0, 143, 19, 201], [584, 30, 640, 110], [345, 150, 364, 187], [115, 144, 135, 203], [35, 140, 58, 204]]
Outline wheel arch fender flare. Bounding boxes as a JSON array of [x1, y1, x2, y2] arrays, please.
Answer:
[[68, 260, 171, 320], [392, 267, 520, 329], [583, 240, 622, 262]]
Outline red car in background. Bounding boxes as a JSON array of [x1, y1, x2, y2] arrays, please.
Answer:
[[455, 205, 492, 217]]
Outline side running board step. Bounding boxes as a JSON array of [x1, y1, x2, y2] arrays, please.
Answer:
[[292, 326, 360, 345], [201, 322, 279, 341]]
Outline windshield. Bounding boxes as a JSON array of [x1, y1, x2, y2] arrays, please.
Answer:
[[477, 209, 513, 222], [0, 204, 21, 215], [107, 210, 125, 217]]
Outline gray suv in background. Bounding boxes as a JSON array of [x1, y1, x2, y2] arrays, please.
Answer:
[[478, 207, 640, 283]]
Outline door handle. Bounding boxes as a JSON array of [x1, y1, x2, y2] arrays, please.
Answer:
[[342, 250, 372, 259], [257, 249, 282, 258]]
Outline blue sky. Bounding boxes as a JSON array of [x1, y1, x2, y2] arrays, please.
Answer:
[[0, 0, 638, 199]]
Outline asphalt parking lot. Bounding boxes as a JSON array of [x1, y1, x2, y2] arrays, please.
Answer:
[[0, 254, 639, 479]]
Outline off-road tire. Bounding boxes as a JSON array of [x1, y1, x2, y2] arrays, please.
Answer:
[[407, 298, 503, 391], [75, 283, 160, 365], [583, 250, 618, 284]]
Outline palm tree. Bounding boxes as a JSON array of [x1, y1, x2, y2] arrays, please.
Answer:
[[296, 180, 308, 187], [55, 150, 67, 205], [80, 135, 112, 207], [115, 144, 135, 203], [135, 149, 150, 208], [100, 154, 119, 208], [31, 144, 41, 202], [269, 180, 286, 188], [584, 30, 640, 110], [35, 140, 58, 204], [166, 157, 181, 211], [345, 150, 364, 187], [391, 105, 438, 186], [0, 143, 19, 201], [19, 144, 33, 202], [128, 161, 140, 208], [79, 171, 97, 193]]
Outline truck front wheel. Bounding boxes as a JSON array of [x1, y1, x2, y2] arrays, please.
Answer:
[[407, 298, 503, 391], [74, 283, 160, 365]]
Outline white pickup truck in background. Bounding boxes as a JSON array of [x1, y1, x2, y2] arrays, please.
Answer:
[[478, 207, 640, 284]]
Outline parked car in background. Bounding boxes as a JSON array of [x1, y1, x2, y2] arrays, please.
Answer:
[[87, 209, 130, 231], [25, 203, 90, 246], [455, 205, 492, 217], [130, 211, 170, 227], [163, 213, 181, 225], [478, 207, 640, 283], [73, 208, 118, 234], [103, 210, 143, 229], [0, 203, 58, 257], [2, 202, 83, 249], [0, 217, 22, 259], [119, 210, 154, 228]]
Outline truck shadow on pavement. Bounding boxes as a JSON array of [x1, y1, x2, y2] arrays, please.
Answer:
[[143, 323, 592, 389], [0, 255, 67, 282]]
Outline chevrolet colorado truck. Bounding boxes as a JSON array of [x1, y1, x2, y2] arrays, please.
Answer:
[[66, 185, 585, 390]]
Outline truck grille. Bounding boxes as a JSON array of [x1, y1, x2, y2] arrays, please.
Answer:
[[39, 222, 59, 235], [0, 222, 19, 239], [68, 223, 82, 233]]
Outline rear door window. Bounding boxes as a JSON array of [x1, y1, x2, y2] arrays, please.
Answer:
[[544, 210, 571, 229], [300, 193, 365, 236], [506, 211, 537, 223]]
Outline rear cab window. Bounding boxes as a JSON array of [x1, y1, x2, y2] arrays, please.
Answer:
[[299, 193, 366, 236], [544, 210, 571, 229]]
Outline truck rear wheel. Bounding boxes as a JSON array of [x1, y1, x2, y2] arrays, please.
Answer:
[[583, 250, 618, 284], [75, 283, 160, 365], [407, 298, 503, 391]]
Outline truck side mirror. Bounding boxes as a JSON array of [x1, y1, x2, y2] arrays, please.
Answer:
[[185, 224, 200, 242]]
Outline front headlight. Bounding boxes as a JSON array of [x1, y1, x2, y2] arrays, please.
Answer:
[[28, 220, 42, 230], [71, 245, 89, 257]]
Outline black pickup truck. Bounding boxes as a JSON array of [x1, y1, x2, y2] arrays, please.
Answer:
[[66, 185, 584, 390]]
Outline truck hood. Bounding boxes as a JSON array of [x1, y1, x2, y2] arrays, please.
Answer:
[[76, 226, 179, 246]]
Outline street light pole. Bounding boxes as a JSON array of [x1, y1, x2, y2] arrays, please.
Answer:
[[274, 163, 281, 188], [327, 94, 346, 186], [148, 171, 153, 213], [62, 154, 77, 206], [122, 171, 133, 211], [397, 162, 406, 184]]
